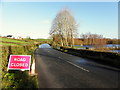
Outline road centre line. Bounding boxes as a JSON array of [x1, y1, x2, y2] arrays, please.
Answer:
[[58, 56, 90, 72], [66, 60, 90, 72]]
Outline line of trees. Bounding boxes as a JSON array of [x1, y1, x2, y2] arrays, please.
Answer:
[[80, 32, 107, 45], [49, 8, 78, 47], [106, 39, 120, 44]]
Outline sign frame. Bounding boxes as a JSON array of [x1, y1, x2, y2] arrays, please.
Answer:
[[8, 55, 31, 71]]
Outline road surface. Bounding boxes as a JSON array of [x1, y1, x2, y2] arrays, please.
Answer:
[[34, 47, 120, 88]]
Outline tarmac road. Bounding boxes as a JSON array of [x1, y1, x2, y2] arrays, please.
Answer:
[[34, 47, 120, 88]]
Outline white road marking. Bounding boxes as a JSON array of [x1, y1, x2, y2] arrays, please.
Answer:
[[66, 61, 90, 72], [58, 56, 89, 72]]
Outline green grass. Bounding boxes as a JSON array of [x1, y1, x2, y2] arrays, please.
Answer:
[[73, 46, 86, 49], [0, 37, 34, 46], [36, 39, 49, 40], [0, 37, 51, 46], [35, 39, 50, 41], [0, 42, 19, 46], [1, 37, 27, 43]]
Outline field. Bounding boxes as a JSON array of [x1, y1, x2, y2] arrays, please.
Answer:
[[0, 37, 31, 46], [0, 42, 19, 46], [0, 37, 50, 46]]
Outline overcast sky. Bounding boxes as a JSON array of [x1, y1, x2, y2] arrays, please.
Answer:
[[0, 0, 118, 39]]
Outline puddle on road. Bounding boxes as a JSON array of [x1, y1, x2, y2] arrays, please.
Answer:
[[39, 43, 51, 48]]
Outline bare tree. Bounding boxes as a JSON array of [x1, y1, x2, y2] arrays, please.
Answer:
[[80, 32, 106, 45], [50, 8, 78, 47]]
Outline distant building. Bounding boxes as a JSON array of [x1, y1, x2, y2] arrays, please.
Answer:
[[6, 35, 23, 40], [7, 35, 13, 38]]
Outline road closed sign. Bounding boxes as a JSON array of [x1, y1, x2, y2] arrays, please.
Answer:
[[8, 55, 31, 70]]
